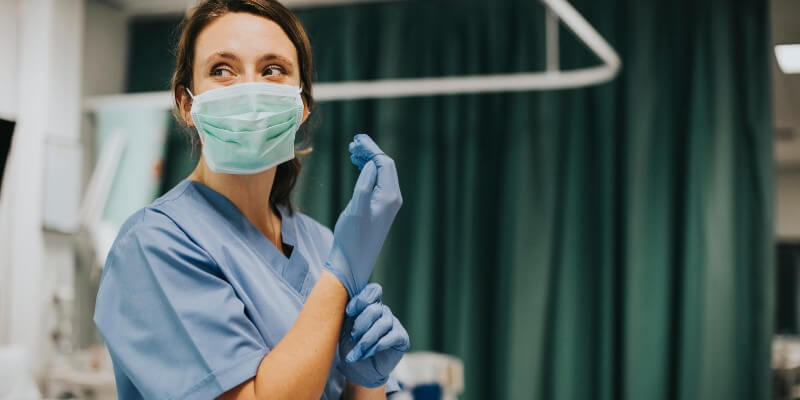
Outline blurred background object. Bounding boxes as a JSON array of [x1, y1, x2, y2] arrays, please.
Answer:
[[773, 335, 800, 400], [392, 352, 464, 400], [0, 0, 795, 399], [0, 119, 14, 195], [774, 0, 800, 396], [0, 345, 40, 400]]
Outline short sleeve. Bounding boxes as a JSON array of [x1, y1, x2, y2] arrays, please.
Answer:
[[94, 209, 268, 400]]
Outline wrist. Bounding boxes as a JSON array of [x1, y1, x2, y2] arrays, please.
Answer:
[[323, 254, 357, 297]]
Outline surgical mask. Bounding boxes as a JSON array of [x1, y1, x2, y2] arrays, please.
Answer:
[[188, 82, 305, 174]]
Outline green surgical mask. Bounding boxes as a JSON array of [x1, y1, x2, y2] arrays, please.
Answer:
[[188, 82, 305, 174]]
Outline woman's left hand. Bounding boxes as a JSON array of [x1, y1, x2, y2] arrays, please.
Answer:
[[337, 283, 410, 389]]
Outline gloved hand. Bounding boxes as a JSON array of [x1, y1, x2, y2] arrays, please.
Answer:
[[337, 283, 410, 389], [324, 134, 402, 298]]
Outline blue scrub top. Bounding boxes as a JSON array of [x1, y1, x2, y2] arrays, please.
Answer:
[[94, 179, 358, 399]]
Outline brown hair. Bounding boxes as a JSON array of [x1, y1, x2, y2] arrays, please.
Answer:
[[171, 0, 314, 214]]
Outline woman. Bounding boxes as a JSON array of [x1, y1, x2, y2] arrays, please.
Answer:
[[93, 1, 409, 399]]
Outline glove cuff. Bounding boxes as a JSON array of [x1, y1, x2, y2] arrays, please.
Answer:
[[323, 259, 357, 298]]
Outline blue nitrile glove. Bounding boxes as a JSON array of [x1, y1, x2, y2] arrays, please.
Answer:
[[324, 134, 403, 298], [338, 283, 409, 389]]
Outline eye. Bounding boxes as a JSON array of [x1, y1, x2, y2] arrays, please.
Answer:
[[210, 65, 234, 77], [263, 65, 286, 76]]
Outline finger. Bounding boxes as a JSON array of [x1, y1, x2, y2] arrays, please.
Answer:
[[348, 141, 359, 168], [349, 135, 399, 200], [353, 160, 377, 195], [371, 155, 400, 203], [350, 153, 363, 170], [350, 161, 377, 209], [346, 308, 393, 363], [346, 283, 382, 316], [350, 147, 371, 170], [361, 327, 409, 360], [351, 303, 383, 340], [349, 134, 383, 169], [351, 134, 384, 159]]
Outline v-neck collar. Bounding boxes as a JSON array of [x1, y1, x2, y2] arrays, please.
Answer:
[[185, 179, 309, 296]]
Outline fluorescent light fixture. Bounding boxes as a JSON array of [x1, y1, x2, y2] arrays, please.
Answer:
[[776, 44, 800, 74]]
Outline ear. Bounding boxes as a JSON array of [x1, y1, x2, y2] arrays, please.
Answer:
[[176, 85, 194, 127], [301, 96, 310, 124]]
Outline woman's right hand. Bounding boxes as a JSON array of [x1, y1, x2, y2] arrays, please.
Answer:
[[338, 283, 409, 390], [324, 134, 402, 298]]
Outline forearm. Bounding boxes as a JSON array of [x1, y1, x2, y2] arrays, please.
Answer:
[[344, 382, 387, 400], [219, 270, 348, 400], [254, 270, 348, 398]]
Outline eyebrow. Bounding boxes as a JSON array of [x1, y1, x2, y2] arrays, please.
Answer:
[[258, 53, 295, 68], [204, 51, 295, 70]]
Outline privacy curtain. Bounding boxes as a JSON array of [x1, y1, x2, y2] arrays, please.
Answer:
[[129, 0, 774, 398]]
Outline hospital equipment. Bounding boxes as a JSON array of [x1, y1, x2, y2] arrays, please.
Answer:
[[392, 352, 465, 400]]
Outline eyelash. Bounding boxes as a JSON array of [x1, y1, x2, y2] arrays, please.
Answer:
[[262, 65, 287, 76], [210, 64, 233, 77], [209, 64, 287, 77]]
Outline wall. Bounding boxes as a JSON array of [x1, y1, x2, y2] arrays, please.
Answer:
[[778, 169, 800, 241], [83, 1, 129, 97], [0, 0, 19, 346], [0, 0, 18, 121], [0, 0, 86, 377]]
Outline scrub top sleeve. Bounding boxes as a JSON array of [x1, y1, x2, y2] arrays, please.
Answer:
[[94, 209, 268, 400]]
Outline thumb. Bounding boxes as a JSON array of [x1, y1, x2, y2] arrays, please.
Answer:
[[346, 283, 383, 316]]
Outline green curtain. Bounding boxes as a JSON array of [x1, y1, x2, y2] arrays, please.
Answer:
[[293, 1, 774, 399], [128, 0, 774, 398]]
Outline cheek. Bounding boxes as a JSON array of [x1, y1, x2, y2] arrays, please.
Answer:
[[191, 66, 220, 95], [192, 79, 214, 96]]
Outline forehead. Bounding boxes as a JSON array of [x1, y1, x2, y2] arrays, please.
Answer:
[[194, 12, 298, 64]]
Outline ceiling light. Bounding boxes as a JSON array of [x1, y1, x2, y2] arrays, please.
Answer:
[[776, 44, 800, 74]]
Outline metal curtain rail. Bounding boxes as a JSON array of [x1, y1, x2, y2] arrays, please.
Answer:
[[84, 0, 621, 111]]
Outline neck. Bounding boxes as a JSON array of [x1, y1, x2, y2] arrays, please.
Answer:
[[188, 157, 281, 246]]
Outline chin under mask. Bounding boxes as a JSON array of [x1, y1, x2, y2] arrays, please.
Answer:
[[188, 82, 305, 174]]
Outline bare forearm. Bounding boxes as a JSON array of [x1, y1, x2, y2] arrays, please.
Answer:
[[254, 271, 347, 398], [344, 382, 386, 400], [218, 271, 348, 400]]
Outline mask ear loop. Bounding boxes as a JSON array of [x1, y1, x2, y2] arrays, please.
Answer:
[[185, 87, 204, 146], [298, 86, 311, 121]]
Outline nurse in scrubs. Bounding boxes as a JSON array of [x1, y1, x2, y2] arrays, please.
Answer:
[[93, 1, 409, 399]]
